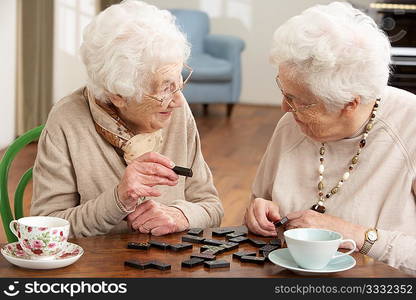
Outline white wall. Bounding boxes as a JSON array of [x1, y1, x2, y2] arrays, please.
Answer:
[[52, 0, 373, 106], [53, 0, 96, 103], [143, 0, 372, 105], [0, 0, 17, 149]]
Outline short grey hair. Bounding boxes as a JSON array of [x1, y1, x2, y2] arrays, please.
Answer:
[[270, 2, 391, 111], [80, 0, 190, 102]]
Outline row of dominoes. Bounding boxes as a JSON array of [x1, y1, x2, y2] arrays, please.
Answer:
[[187, 227, 246, 237], [127, 240, 194, 251], [124, 228, 283, 271]]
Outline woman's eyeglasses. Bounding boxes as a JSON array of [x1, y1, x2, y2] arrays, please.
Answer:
[[144, 64, 193, 109], [275, 75, 317, 113]]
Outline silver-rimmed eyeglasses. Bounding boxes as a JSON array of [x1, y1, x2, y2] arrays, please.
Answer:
[[144, 64, 193, 109], [275, 75, 317, 113]]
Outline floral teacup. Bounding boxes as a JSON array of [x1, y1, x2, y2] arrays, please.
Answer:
[[9, 216, 70, 260]]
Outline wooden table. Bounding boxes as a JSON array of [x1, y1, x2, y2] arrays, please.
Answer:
[[0, 227, 410, 278]]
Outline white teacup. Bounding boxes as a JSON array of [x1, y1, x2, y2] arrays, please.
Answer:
[[284, 228, 356, 270], [9, 216, 70, 260]]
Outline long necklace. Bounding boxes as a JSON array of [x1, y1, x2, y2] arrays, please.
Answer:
[[311, 98, 381, 214]]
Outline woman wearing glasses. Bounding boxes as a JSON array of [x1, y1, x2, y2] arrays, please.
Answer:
[[245, 2, 416, 275], [31, 1, 223, 237]]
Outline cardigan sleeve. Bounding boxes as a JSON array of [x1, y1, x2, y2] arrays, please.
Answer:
[[167, 110, 224, 228], [366, 179, 416, 276], [367, 228, 416, 276], [30, 128, 129, 237]]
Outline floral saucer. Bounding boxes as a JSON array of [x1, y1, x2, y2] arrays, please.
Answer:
[[1, 242, 83, 269], [268, 248, 356, 276]]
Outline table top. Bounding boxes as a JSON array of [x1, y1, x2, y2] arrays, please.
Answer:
[[0, 226, 410, 278]]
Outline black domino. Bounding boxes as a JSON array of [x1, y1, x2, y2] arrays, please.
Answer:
[[226, 232, 247, 239], [248, 238, 267, 248], [200, 245, 225, 255], [182, 235, 205, 244], [201, 250, 220, 256], [187, 228, 203, 236], [229, 236, 249, 244], [203, 239, 226, 246], [220, 242, 239, 251], [181, 258, 205, 268], [269, 239, 282, 247], [124, 260, 153, 270], [241, 256, 266, 264], [127, 242, 151, 250], [149, 240, 170, 250], [169, 243, 193, 252], [172, 166, 193, 177], [125, 260, 171, 271], [232, 251, 257, 259], [262, 252, 272, 260], [274, 217, 289, 228], [191, 253, 216, 261], [204, 260, 230, 269], [150, 260, 171, 271], [259, 244, 280, 256], [212, 228, 235, 236]]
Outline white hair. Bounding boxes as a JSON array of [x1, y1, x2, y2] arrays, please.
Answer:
[[270, 2, 391, 111], [80, 0, 190, 102]]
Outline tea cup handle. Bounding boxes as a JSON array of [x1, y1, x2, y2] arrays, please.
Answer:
[[333, 239, 356, 259], [9, 220, 19, 238]]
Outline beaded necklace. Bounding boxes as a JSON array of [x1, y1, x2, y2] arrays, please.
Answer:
[[311, 98, 381, 213]]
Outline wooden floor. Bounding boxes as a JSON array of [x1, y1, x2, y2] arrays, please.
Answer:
[[0, 104, 284, 243]]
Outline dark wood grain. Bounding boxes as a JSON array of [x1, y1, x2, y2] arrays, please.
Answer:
[[0, 226, 410, 278]]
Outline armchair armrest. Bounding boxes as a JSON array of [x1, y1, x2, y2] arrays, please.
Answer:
[[204, 34, 245, 61]]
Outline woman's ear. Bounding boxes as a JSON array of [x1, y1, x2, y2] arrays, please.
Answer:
[[108, 93, 126, 108], [341, 97, 361, 115]]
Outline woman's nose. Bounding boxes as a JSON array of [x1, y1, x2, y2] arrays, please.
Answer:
[[168, 91, 185, 109]]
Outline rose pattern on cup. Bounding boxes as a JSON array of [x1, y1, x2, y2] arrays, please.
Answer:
[[18, 228, 69, 257], [7, 243, 25, 257], [9, 217, 70, 259]]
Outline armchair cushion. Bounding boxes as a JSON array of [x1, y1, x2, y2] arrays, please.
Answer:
[[188, 54, 233, 82]]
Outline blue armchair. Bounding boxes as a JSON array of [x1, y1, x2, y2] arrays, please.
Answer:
[[169, 9, 245, 117]]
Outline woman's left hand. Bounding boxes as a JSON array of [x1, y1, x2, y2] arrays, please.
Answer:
[[286, 210, 366, 250], [127, 200, 189, 236]]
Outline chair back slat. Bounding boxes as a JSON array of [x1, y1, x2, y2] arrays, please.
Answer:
[[14, 168, 34, 220], [0, 125, 44, 243]]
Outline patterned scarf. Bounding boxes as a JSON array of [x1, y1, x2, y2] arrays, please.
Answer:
[[84, 87, 163, 165]]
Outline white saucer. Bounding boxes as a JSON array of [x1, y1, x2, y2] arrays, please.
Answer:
[[1, 242, 83, 270], [268, 248, 356, 276]]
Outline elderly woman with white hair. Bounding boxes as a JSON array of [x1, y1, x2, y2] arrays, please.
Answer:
[[245, 2, 416, 275], [31, 0, 223, 237]]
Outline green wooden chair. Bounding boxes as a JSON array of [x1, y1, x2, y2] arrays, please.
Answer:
[[0, 125, 44, 242]]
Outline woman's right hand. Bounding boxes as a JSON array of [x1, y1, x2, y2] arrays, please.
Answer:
[[244, 197, 281, 236], [117, 152, 179, 210]]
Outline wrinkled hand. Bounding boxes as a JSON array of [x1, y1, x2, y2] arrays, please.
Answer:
[[286, 210, 366, 249], [127, 200, 189, 236], [117, 152, 179, 210], [244, 198, 281, 236]]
